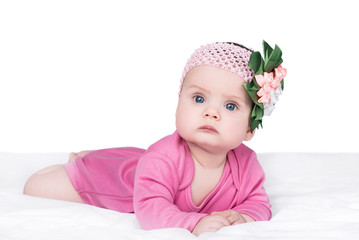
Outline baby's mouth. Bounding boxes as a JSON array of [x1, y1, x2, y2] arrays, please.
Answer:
[[199, 125, 219, 133]]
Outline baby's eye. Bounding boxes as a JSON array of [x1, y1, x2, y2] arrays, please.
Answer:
[[225, 103, 237, 111], [194, 95, 204, 103]]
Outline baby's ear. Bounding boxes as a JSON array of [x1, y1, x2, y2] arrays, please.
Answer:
[[244, 127, 255, 141]]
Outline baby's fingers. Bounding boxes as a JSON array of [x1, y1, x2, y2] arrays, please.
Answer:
[[211, 215, 231, 228], [211, 210, 242, 225], [227, 213, 241, 224], [231, 214, 248, 225]]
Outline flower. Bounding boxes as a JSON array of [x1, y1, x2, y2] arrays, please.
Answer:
[[256, 65, 287, 104], [255, 65, 286, 116], [271, 65, 286, 88], [274, 65, 287, 81], [255, 72, 275, 104], [263, 86, 283, 116]]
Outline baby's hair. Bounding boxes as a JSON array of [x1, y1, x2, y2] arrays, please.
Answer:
[[224, 42, 254, 53]]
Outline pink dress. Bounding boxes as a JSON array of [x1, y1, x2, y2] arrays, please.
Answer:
[[65, 131, 271, 231]]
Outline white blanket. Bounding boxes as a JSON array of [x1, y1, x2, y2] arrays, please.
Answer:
[[1, 152, 359, 239]]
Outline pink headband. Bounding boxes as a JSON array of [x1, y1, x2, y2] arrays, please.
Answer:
[[180, 42, 255, 88]]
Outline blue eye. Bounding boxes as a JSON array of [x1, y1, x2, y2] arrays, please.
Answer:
[[225, 103, 237, 111], [194, 95, 204, 103]]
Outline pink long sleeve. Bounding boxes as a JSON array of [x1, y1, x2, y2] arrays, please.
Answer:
[[230, 150, 272, 221], [66, 131, 270, 231], [133, 151, 207, 232], [133, 132, 271, 232]]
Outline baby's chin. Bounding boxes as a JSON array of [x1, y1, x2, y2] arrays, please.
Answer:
[[182, 133, 236, 155]]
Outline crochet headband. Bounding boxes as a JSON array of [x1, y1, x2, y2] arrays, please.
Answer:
[[181, 41, 287, 132]]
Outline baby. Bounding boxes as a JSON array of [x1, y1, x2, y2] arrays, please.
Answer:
[[24, 41, 286, 236]]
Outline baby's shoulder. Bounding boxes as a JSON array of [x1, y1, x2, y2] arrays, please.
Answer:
[[229, 143, 260, 171], [232, 143, 257, 159], [139, 131, 187, 170], [138, 131, 191, 186], [229, 144, 264, 188], [146, 131, 185, 157]]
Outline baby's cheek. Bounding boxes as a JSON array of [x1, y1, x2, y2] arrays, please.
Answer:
[[176, 112, 190, 138], [224, 122, 248, 147]]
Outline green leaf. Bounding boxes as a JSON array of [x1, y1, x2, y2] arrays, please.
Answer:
[[264, 44, 283, 72], [263, 40, 273, 60], [254, 104, 264, 119], [248, 52, 264, 75], [250, 116, 263, 132], [250, 119, 257, 132], [249, 104, 264, 131], [275, 58, 283, 68], [243, 81, 260, 104]]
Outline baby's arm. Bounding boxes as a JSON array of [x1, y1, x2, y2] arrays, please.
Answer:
[[232, 152, 272, 221], [134, 152, 208, 232]]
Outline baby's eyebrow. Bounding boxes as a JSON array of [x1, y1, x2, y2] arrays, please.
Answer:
[[224, 94, 245, 104], [188, 84, 211, 94], [188, 85, 246, 103]]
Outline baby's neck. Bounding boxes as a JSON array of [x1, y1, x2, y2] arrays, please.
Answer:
[[186, 141, 227, 169]]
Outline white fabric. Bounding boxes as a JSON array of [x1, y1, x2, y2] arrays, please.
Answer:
[[1, 151, 359, 239]]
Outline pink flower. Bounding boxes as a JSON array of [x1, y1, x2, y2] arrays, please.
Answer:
[[255, 72, 274, 104], [256, 65, 287, 104], [272, 65, 287, 89]]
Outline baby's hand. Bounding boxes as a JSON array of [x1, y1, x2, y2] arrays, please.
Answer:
[[211, 210, 255, 225], [192, 214, 231, 236], [68, 150, 92, 163]]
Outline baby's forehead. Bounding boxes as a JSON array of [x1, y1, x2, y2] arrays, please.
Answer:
[[183, 65, 246, 88], [182, 66, 252, 104]]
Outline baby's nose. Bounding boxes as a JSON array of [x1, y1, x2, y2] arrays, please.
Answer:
[[203, 107, 221, 120]]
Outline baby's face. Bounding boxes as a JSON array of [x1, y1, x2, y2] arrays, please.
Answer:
[[176, 65, 254, 154]]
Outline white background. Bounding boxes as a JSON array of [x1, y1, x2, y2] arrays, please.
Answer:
[[0, 0, 358, 153]]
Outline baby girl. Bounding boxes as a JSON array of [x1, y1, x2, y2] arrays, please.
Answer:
[[24, 41, 287, 236]]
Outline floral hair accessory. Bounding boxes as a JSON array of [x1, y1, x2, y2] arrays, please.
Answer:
[[244, 40, 287, 132], [180, 41, 286, 132]]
